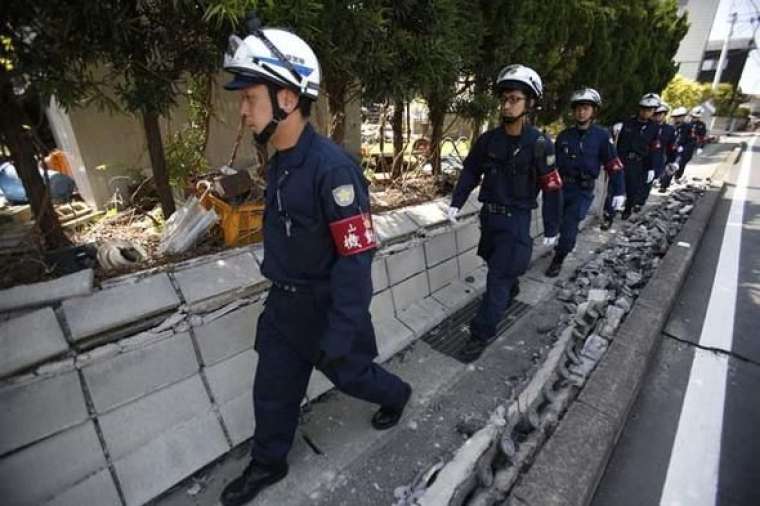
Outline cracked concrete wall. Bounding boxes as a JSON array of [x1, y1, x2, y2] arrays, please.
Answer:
[[1, 190, 532, 506]]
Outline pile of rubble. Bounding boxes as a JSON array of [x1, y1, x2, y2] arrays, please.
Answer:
[[393, 184, 706, 506]]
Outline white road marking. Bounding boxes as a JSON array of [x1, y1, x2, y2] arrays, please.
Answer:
[[659, 137, 756, 506]]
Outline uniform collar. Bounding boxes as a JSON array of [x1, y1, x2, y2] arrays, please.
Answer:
[[274, 123, 316, 168]]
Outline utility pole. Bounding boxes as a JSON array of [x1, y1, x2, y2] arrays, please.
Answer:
[[713, 11, 738, 89]]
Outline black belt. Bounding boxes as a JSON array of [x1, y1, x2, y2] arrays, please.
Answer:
[[271, 280, 328, 294], [484, 203, 511, 214]]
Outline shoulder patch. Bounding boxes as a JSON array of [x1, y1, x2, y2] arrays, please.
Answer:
[[332, 185, 355, 207]]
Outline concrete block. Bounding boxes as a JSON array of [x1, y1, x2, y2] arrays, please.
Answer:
[[98, 374, 214, 460], [386, 245, 426, 285], [0, 421, 107, 506], [391, 272, 430, 314], [578, 341, 648, 422], [0, 269, 93, 312], [462, 266, 487, 292], [173, 252, 265, 307], [397, 297, 448, 337], [306, 369, 334, 402], [404, 202, 448, 228], [455, 221, 481, 253], [432, 280, 478, 312], [371, 256, 389, 293], [0, 307, 68, 379], [373, 211, 419, 244], [370, 289, 395, 322], [205, 348, 258, 405], [194, 302, 262, 366], [0, 371, 88, 456], [424, 230, 457, 267], [82, 332, 198, 413], [458, 247, 484, 276], [511, 402, 616, 506], [459, 192, 481, 217], [428, 257, 459, 293], [62, 273, 180, 342], [42, 469, 120, 506], [219, 393, 255, 447], [114, 413, 229, 506], [375, 317, 415, 362]]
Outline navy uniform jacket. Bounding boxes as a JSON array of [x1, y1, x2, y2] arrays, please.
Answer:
[[555, 124, 624, 197], [675, 122, 696, 156], [692, 120, 707, 149], [651, 123, 677, 175], [615, 118, 660, 169], [450, 125, 562, 237], [261, 123, 378, 362]]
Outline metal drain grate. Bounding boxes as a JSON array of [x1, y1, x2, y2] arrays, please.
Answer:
[[422, 298, 532, 362]]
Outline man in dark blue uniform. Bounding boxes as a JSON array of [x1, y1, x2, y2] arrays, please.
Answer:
[[447, 64, 562, 362], [659, 106, 694, 191], [691, 106, 708, 156], [650, 103, 679, 193], [219, 20, 411, 506], [612, 92, 661, 220], [545, 88, 624, 277]]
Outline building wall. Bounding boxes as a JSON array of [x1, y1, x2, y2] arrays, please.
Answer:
[[47, 75, 362, 210], [674, 0, 722, 80]]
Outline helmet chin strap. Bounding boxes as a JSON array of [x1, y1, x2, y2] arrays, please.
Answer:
[[501, 110, 528, 125], [254, 84, 292, 145]]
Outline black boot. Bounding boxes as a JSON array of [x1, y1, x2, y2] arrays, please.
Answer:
[[221, 459, 288, 506], [371, 382, 412, 430], [545, 252, 565, 278], [621, 207, 632, 220], [600, 214, 614, 231]]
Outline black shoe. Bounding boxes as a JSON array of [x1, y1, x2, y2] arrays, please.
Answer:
[[658, 187, 667, 193], [600, 215, 613, 231], [632, 204, 642, 213], [621, 208, 632, 220], [510, 279, 521, 299], [458, 334, 497, 363], [371, 382, 412, 430], [545, 253, 565, 278], [220, 459, 288, 506]]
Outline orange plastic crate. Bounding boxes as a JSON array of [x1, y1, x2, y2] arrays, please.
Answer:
[[201, 193, 264, 246]]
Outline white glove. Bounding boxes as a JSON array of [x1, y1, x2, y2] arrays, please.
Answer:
[[543, 235, 558, 247], [611, 195, 626, 211], [612, 122, 623, 137], [646, 170, 655, 183], [447, 206, 460, 224], [696, 148, 704, 156]]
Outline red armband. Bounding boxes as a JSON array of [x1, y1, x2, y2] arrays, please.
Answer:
[[329, 213, 377, 256], [539, 169, 562, 191], [604, 157, 623, 174]]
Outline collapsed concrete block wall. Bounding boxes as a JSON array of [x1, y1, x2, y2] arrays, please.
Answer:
[[0, 185, 597, 505]]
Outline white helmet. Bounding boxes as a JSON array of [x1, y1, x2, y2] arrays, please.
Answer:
[[639, 92, 661, 108], [496, 64, 543, 99], [224, 28, 320, 99], [655, 102, 670, 114], [671, 106, 688, 117], [690, 106, 703, 118], [570, 87, 602, 107]]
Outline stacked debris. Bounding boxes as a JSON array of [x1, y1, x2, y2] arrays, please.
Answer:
[[393, 184, 706, 506]]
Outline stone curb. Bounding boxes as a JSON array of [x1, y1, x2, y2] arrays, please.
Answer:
[[509, 145, 742, 506]]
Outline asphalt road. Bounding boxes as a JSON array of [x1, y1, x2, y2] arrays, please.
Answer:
[[592, 136, 760, 506]]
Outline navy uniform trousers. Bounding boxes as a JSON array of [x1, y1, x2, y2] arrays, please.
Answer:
[[557, 183, 594, 256], [251, 285, 408, 465], [470, 207, 532, 340]]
